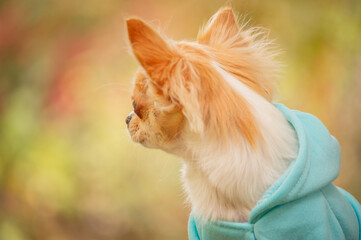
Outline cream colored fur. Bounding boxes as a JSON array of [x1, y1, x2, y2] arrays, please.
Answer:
[[180, 64, 298, 222]]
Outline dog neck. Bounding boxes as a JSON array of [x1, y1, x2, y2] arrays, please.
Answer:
[[180, 65, 299, 222]]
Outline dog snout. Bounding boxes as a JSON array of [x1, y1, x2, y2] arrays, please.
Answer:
[[126, 111, 134, 126]]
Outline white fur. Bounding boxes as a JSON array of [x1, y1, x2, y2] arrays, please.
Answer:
[[180, 63, 299, 222]]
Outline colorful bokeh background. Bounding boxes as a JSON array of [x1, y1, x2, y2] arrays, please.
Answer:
[[1, 0, 360, 239]]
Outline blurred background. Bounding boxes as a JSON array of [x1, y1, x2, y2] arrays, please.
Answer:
[[0, 0, 360, 239]]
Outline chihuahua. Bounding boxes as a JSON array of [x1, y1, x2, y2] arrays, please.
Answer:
[[125, 8, 361, 240]]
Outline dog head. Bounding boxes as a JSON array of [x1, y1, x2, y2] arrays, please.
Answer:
[[126, 8, 279, 155]]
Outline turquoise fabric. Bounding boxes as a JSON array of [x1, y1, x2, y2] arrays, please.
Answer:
[[188, 104, 361, 240]]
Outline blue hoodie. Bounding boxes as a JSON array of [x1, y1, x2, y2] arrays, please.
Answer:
[[188, 104, 361, 240]]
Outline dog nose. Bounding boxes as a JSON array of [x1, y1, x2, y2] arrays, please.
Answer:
[[126, 112, 134, 125], [126, 115, 132, 125]]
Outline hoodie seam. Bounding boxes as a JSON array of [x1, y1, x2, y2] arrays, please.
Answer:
[[286, 157, 310, 200], [320, 188, 346, 239]]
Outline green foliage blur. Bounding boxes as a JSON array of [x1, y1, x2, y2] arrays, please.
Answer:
[[0, 0, 360, 239]]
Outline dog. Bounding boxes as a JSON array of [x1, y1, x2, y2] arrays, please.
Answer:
[[125, 8, 361, 240]]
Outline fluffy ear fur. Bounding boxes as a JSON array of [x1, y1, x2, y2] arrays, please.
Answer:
[[197, 8, 277, 101], [198, 8, 250, 48], [126, 18, 179, 87]]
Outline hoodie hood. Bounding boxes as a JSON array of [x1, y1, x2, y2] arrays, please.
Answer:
[[249, 103, 341, 223], [188, 104, 360, 240]]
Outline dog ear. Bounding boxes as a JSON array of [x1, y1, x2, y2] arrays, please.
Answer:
[[126, 18, 178, 86], [198, 8, 250, 48]]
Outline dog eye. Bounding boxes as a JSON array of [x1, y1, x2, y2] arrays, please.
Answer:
[[132, 101, 136, 109], [134, 108, 142, 119]]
